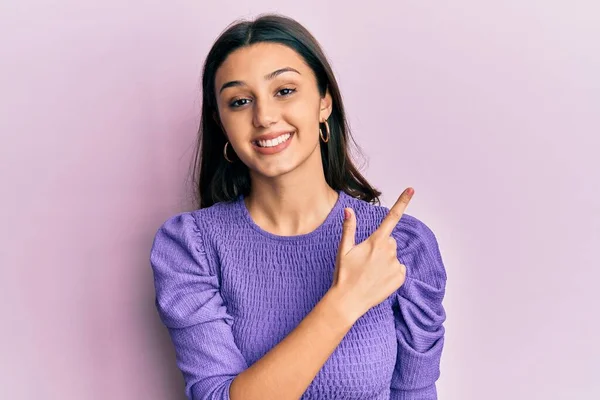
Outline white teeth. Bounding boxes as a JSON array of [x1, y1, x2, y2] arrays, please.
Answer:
[[256, 133, 291, 148]]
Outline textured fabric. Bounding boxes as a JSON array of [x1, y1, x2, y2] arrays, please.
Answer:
[[149, 190, 447, 400]]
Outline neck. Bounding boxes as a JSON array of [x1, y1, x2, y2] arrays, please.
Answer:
[[244, 175, 339, 237]]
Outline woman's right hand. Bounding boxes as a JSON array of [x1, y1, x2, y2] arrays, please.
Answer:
[[329, 187, 415, 323]]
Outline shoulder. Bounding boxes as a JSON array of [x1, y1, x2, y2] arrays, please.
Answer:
[[154, 197, 239, 239], [149, 207, 223, 281], [150, 199, 240, 269]]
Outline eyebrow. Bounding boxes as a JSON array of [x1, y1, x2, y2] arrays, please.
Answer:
[[218, 67, 301, 94]]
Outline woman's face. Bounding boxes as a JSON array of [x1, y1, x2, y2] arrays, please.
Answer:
[[214, 42, 332, 180]]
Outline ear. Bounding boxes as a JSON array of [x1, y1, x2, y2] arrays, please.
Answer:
[[319, 87, 333, 122]]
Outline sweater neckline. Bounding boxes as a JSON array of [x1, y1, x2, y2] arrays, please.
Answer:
[[236, 190, 346, 242]]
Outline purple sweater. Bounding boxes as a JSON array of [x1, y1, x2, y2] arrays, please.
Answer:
[[149, 190, 447, 399]]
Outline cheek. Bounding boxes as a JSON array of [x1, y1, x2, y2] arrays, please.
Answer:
[[284, 100, 320, 133], [220, 112, 251, 138]]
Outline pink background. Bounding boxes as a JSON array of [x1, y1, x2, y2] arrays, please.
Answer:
[[1, 1, 598, 399]]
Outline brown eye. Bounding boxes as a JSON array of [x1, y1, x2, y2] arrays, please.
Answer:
[[277, 88, 296, 97], [230, 98, 251, 108]]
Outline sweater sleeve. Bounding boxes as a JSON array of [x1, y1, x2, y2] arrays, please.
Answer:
[[149, 212, 248, 400], [389, 214, 447, 400]]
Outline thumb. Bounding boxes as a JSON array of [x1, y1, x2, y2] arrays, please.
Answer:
[[338, 207, 356, 256]]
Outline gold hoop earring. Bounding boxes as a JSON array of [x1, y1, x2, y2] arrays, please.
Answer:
[[319, 120, 330, 143], [223, 141, 234, 163]]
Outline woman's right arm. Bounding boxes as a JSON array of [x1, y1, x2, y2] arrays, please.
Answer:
[[229, 287, 358, 400]]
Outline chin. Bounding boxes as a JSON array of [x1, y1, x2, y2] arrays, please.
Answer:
[[256, 163, 298, 178], [247, 157, 301, 179]]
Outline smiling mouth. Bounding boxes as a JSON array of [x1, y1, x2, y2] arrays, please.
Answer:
[[252, 132, 294, 148]]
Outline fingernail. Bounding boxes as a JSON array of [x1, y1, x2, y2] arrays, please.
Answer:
[[344, 208, 350, 220]]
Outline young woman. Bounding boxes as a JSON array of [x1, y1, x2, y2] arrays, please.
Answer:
[[150, 14, 447, 400]]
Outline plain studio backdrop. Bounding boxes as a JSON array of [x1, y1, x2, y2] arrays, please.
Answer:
[[1, 1, 598, 399]]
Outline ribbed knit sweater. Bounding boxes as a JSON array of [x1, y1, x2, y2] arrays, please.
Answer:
[[149, 190, 447, 399]]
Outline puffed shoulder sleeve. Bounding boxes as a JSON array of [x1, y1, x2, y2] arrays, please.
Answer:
[[149, 212, 248, 400], [389, 214, 447, 399]]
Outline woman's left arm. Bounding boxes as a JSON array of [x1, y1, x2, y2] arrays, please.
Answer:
[[389, 214, 447, 400]]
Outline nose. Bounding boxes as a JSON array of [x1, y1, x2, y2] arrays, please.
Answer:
[[252, 97, 278, 128]]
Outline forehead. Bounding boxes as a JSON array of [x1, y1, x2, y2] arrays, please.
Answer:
[[215, 42, 310, 85]]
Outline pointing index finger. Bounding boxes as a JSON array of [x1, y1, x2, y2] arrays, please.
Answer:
[[375, 188, 414, 238]]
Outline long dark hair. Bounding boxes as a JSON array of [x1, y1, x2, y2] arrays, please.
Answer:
[[190, 13, 381, 209]]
